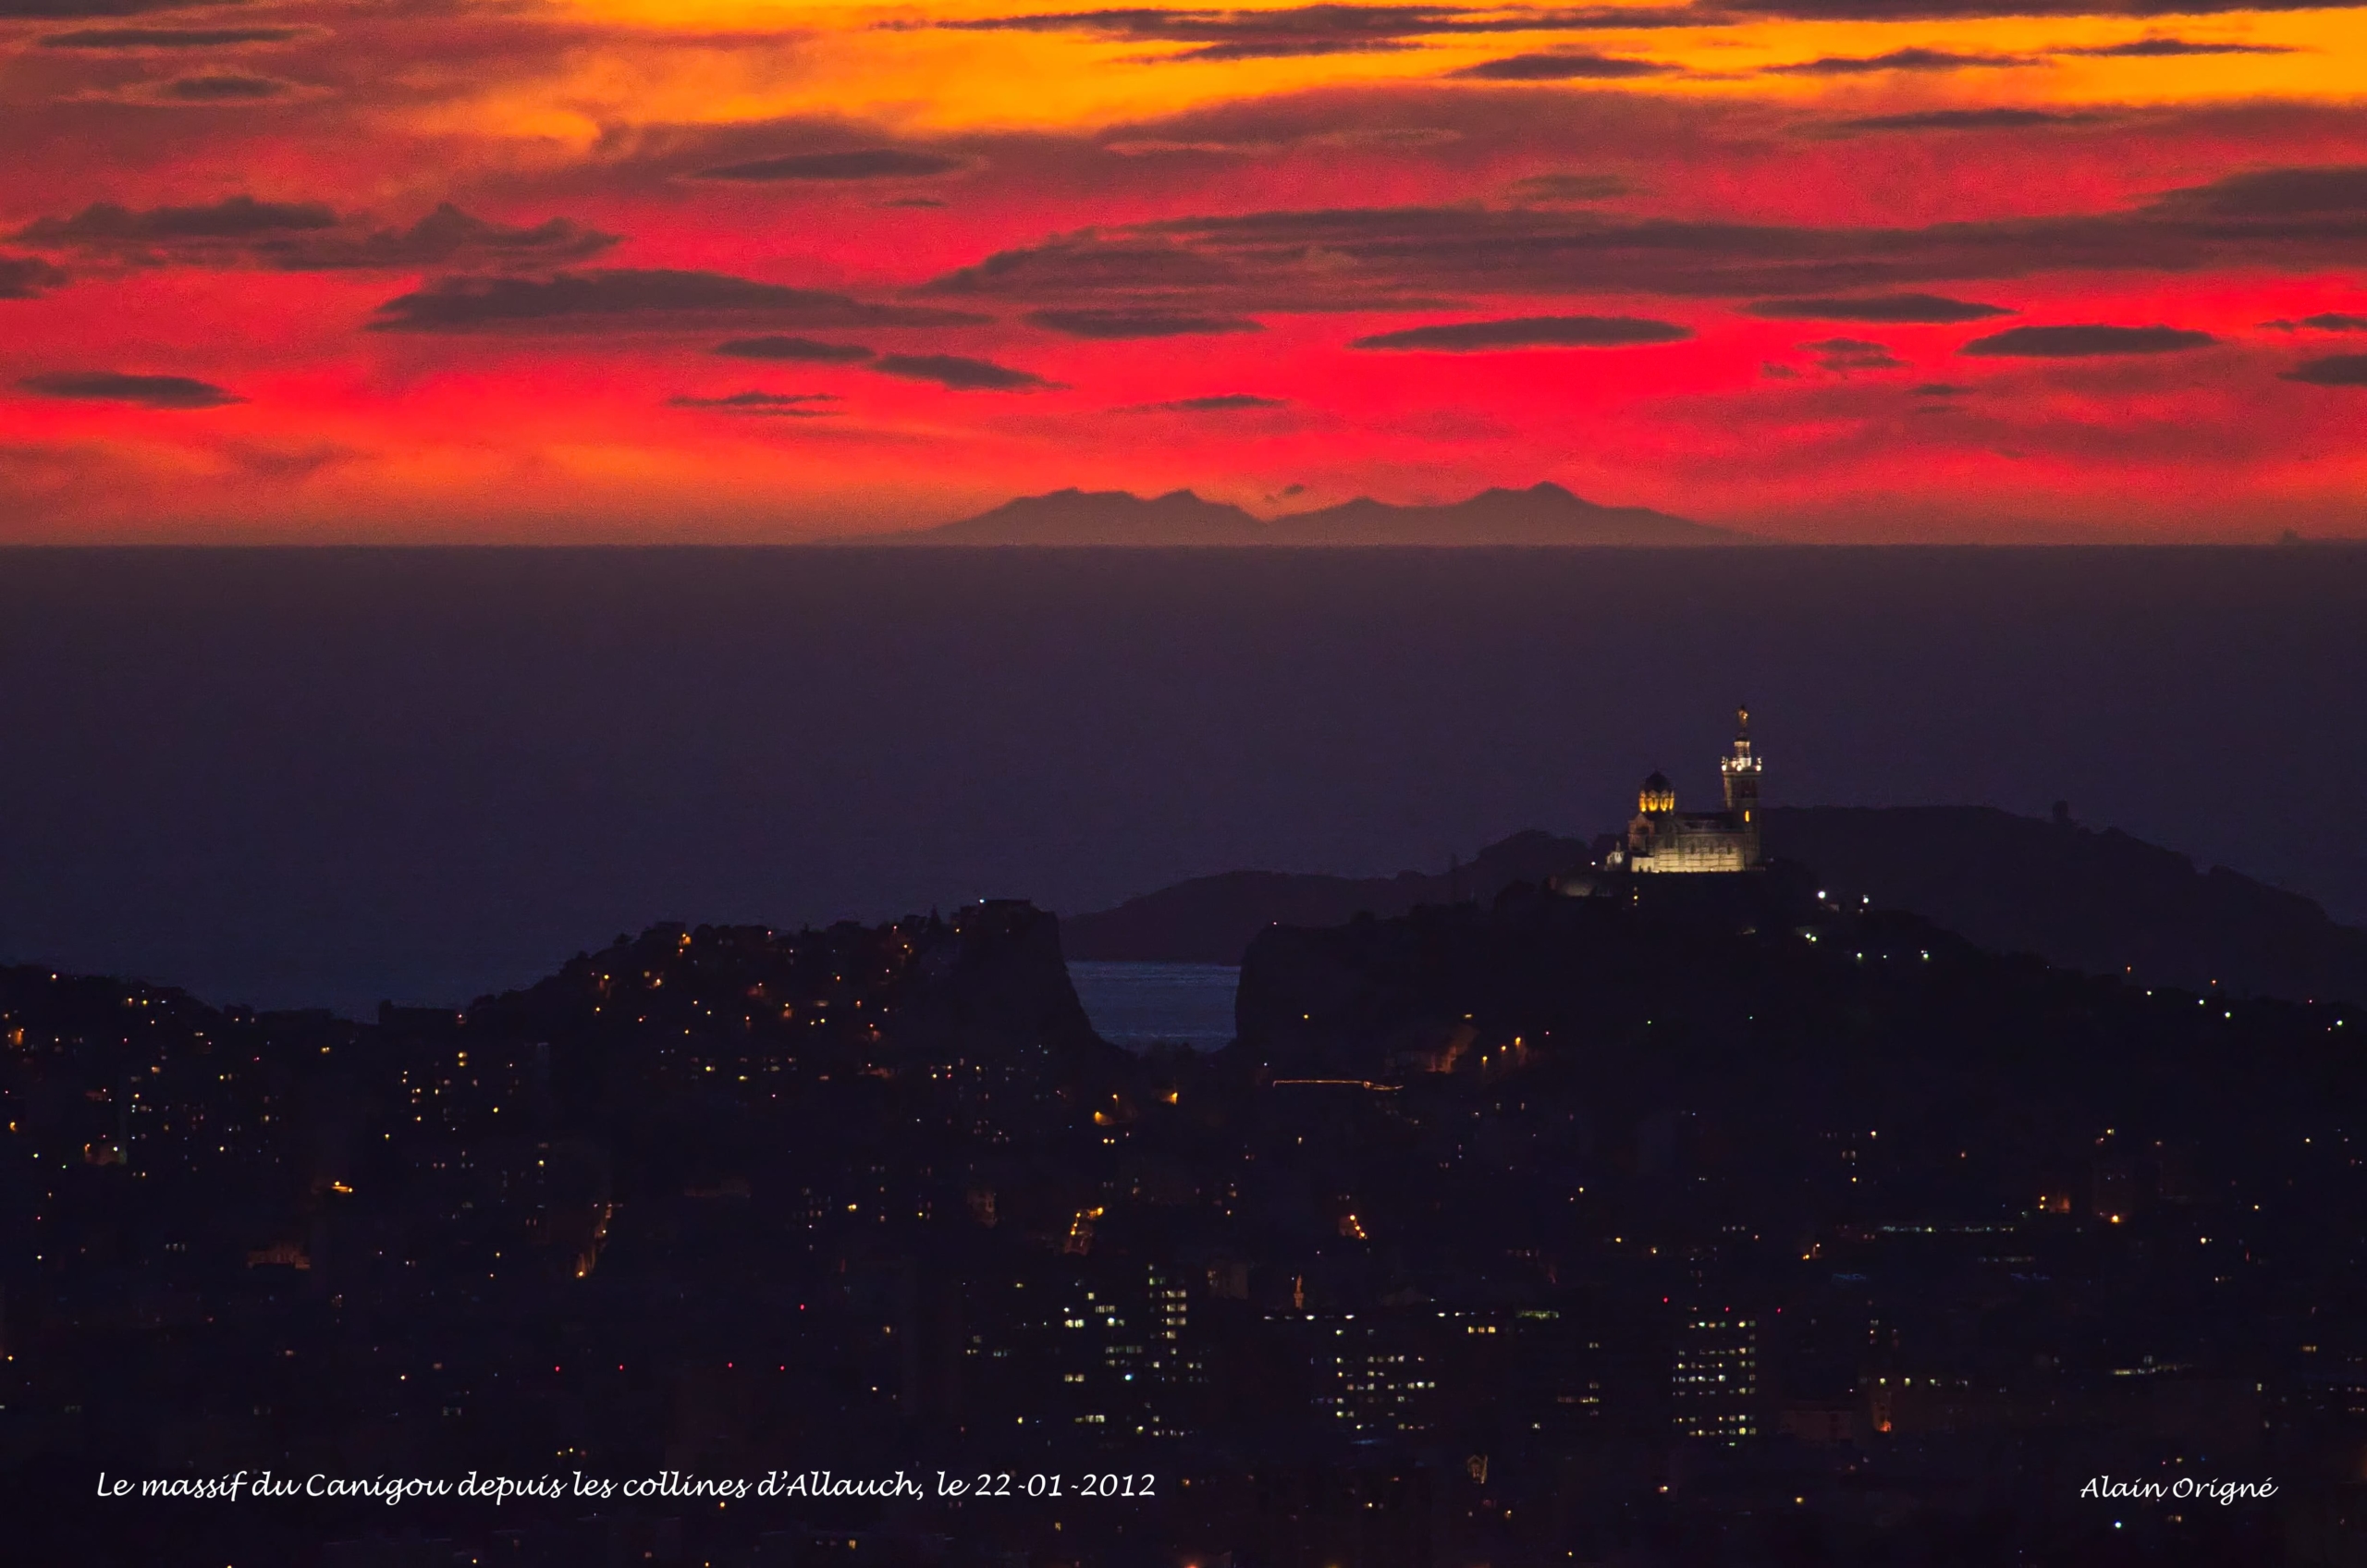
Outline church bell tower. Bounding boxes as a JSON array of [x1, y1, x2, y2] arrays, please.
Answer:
[[1719, 705, 1762, 864]]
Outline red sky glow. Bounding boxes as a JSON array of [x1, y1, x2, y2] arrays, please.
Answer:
[[4, 1, 2365, 540]]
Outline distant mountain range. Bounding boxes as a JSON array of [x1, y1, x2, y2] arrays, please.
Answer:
[[1063, 806, 2367, 1006], [858, 482, 1744, 545]]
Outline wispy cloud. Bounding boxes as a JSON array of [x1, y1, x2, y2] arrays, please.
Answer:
[[18, 371, 240, 408], [1802, 336, 1907, 369], [1353, 314, 1692, 349], [870, 353, 1061, 390], [714, 337, 877, 361], [0, 254, 69, 298], [1768, 47, 2029, 74], [1960, 324, 2215, 356], [1121, 392, 1288, 410], [2054, 36, 2295, 56], [370, 271, 987, 333], [1835, 107, 2098, 132], [40, 27, 308, 49], [1450, 52, 1676, 79], [698, 150, 968, 181], [1743, 294, 2013, 322], [1025, 308, 1264, 337], [2284, 354, 2367, 386], [666, 390, 844, 415], [23, 198, 616, 272]]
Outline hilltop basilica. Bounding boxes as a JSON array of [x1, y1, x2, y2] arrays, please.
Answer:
[[1604, 708, 1765, 875]]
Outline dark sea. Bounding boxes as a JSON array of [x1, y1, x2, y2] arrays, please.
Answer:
[[1069, 962, 1241, 1049], [3, 546, 2363, 1015]]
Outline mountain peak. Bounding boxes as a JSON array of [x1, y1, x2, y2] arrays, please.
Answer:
[[872, 482, 1745, 545], [867, 486, 1264, 545], [1279, 482, 1738, 544]]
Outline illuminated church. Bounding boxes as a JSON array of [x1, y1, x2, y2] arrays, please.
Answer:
[[1607, 708, 1765, 875]]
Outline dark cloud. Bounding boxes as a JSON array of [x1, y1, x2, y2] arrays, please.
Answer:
[[665, 390, 843, 415], [1160, 37, 1416, 59], [1769, 47, 2028, 73], [1098, 122, 1473, 157], [2261, 313, 2367, 332], [370, 270, 989, 333], [0, 0, 243, 15], [24, 198, 616, 272], [869, 353, 1060, 390], [1451, 52, 1674, 79], [1511, 5, 1711, 23], [926, 163, 2367, 309], [1124, 392, 1288, 410], [1914, 382, 1972, 394], [1743, 293, 2013, 322], [24, 195, 336, 243], [1353, 313, 1692, 349], [939, 6, 1723, 51], [1960, 324, 2216, 356], [926, 240, 1241, 297], [281, 204, 618, 271], [40, 26, 304, 46], [162, 74, 289, 100], [698, 150, 967, 181], [714, 336, 877, 361], [2055, 36, 2294, 55], [0, 254, 69, 299], [2153, 165, 2367, 220], [921, 4, 1727, 76], [1728, 0, 2356, 17], [1804, 336, 1907, 369], [882, 197, 949, 208], [1808, 334, 1903, 361], [1838, 107, 2095, 131], [18, 371, 239, 408], [939, 6, 1415, 41], [2284, 354, 2367, 386], [1024, 307, 1263, 337]]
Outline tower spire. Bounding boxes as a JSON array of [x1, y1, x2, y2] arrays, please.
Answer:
[[1720, 703, 1763, 865]]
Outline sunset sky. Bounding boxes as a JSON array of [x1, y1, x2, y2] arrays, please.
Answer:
[[4, 0, 2365, 540]]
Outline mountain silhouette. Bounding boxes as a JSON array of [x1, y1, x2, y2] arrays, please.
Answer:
[[865, 481, 1741, 545], [1274, 483, 1740, 545], [889, 487, 1268, 545]]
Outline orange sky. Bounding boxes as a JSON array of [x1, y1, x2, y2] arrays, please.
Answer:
[[3, 0, 2364, 540]]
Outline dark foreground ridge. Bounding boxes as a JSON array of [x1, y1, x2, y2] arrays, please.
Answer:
[[4, 872, 2365, 1564], [856, 481, 1744, 546], [1067, 805, 2367, 1005]]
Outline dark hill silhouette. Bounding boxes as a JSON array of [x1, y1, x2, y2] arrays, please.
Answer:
[[1771, 805, 2367, 1005], [1275, 483, 1740, 545], [1064, 828, 1589, 963], [866, 481, 1741, 545], [881, 486, 1269, 545], [1063, 806, 2367, 1005]]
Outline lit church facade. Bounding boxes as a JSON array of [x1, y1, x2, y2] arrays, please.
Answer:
[[1608, 709, 1765, 875]]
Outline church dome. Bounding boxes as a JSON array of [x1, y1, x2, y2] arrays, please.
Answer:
[[1642, 770, 1672, 792], [1637, 770, 1677, 815]]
